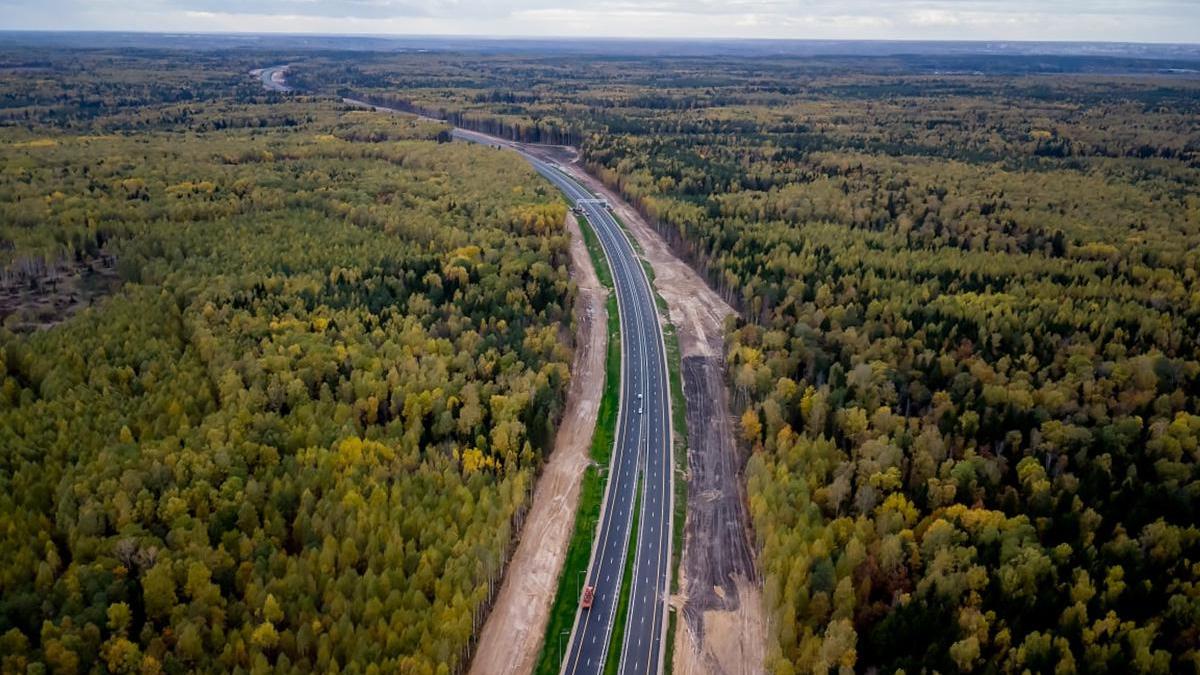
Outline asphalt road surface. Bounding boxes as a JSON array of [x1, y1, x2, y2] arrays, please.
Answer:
[[258, 65, 291, 92], [451, 131, 674, 675]]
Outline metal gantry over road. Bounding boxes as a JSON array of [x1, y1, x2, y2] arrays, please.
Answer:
[[451, 129, 674, 675]]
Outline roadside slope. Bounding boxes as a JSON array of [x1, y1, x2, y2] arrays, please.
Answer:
[[470, 213, 608, 675]]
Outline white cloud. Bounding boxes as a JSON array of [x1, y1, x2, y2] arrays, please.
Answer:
[[1, 0, 1198, 41], [908, 9, 962, 27]]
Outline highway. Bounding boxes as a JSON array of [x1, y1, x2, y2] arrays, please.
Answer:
[[250, 62, 675, 669], [452, 130, 674, 674], [257, 65, 291, 92], [541, 163, 672, 675]]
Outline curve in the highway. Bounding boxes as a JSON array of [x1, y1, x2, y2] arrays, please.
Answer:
[[500, 150, 673, 675]]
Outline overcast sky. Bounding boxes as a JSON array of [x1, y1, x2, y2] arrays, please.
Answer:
[[2, 0, 1198, 43]]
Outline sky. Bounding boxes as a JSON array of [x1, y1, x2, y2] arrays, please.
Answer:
[[2, 0, 1198, 43]]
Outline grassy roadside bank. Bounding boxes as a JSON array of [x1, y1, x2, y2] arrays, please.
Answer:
[[662, 320, 688, 673], [534, 213, 621, 675]]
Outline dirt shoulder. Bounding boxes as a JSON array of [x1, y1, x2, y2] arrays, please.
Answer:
[[526, 146, 766, 675], [470, 213, 607, 675]]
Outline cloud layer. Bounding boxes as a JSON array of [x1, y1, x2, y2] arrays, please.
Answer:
[[3, 0, 1198, 42]]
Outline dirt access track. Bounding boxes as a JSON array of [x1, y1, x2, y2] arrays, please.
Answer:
[[469, 213, 608, 675], [519, 143, 766, 675]]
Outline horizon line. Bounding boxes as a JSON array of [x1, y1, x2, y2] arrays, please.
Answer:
[[0, 28, 1197, 48]]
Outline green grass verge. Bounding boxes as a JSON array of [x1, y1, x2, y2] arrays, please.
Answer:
[[659, 296, 689, 673], [577, 212, 614, 290], [604, 479, 643, 675], [595, 293, 620, 468], [664, 610, 678, 675], [534, 213, 621, 675], [639, 258, 671, 317], [663, 322, 688, 594]]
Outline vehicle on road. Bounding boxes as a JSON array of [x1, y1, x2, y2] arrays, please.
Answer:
[[581, 585, 595, 610]]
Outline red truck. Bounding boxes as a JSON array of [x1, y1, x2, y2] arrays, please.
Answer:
[[581, 585, 595, 610]]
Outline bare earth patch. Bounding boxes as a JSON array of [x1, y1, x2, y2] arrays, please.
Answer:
[[525, 146, 767, 675], [673, 578, 767, 675], [0, 255, 121, 333], [469, 213, 608, 675]]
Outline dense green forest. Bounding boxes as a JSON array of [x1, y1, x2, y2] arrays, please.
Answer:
[[302, 53, 1200, 672], [0, 52, 575, 674], [4, 42, 1200, 674]]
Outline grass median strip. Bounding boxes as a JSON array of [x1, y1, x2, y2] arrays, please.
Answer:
[[579, 211, 614, 290], [534, 213, 621, 675]]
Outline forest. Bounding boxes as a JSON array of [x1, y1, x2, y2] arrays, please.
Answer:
[[3, 40, 1200, 674], [296, 51, 1200, 672], [1, 50, 575, 674]]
